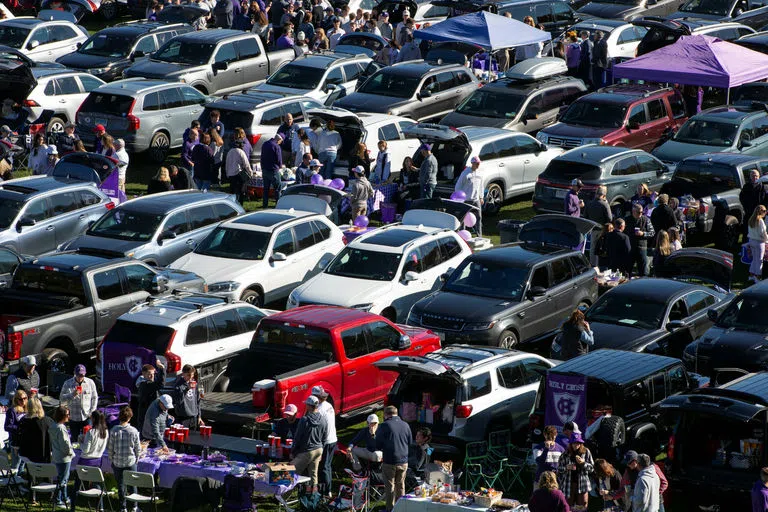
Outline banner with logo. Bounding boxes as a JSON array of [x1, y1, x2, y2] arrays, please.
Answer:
[[99, 169, 127, 205], [544, 372, 587, 432], [101, 343, 155, 392]]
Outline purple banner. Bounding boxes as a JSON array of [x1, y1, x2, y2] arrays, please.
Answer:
[[100, 343, 155, 393], [99, 169, 127, 204], [544, 373, 587, 432]]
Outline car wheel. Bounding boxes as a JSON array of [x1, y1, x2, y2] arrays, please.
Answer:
[[48, 116, 66, 135], [240, 289, 263, 307], [497, 330, 517, 349], [484, 183, 504, 215], [42, 347, 72, 376], [100, 0, 118, 20], [149, 132, 170, 163]]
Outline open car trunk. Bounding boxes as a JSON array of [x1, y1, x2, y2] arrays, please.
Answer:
[[306, 108, 364, 175], [519, 214, 601, 260], [280, 184, 346, 224], [40, 0, 97, 21], [403, 123, 471, 186], [155, 4, 209, 25], [655, 248, 733, 291], [0, 59, 36, 105]]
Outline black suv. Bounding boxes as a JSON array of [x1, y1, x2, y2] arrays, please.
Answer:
[[333, 60, 478, 121], [56, 21, 191, 82], [577, 0, 682, 22], [407, 215, 598, 349]]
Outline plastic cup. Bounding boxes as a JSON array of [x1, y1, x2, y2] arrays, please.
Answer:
[[164, 428, 171, 440], [190, 380, 197, 389]]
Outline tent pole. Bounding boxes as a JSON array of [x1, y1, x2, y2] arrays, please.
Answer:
[[727, 87, 730, 105]]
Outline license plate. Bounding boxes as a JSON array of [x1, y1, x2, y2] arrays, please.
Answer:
[[95, 118, 107, 128], [553, 188, 567, 198]]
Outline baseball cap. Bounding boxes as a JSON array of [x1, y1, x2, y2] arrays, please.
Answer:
[[419, 143, 432, 152], [0, 125, 10, 134], [311, 385, 327, 397], [571, 178, 583, 187], [75, 364, 86, 376], [570, 432, 584, 444], [47, 145, 58, 156], [94, 124, 106, 133], [352, 165, 365, 175], [159, 394, 174, 409], [366, 414, 379, 424], [381, 11, 389, 17], [297, 31, 305, 40], [309, 159, 323, 167], [21, 355, 36, 366], [563, 421, 579, 432], [305, 395, 320, 406], [283, 404, 298, 416], [623, 450, 639, 464], [274, 133, 284, 141], [470, 156, 481, 164]]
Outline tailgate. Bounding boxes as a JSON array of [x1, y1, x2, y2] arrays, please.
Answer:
[[200, 391, 271, 425]]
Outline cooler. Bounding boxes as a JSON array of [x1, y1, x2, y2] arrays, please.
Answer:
[[252, 379, 276, 407]]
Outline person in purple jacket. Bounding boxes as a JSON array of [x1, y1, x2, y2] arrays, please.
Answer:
[[5, 389, 27, 472], [565, 178, 584, 217], [752, 467, 768, 512], [529, 471, 570, 512], [533, 426, 566, 488]]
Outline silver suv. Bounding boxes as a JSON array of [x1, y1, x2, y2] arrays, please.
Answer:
[[59, 190, 245, 266], [75, 79, 209, 163], [0, 176, 112, 256]]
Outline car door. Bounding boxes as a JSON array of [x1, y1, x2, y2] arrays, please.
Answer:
[[48, 190, 87, 247], [51, 76, 85, 124], [26, 26, 53, 62], [341, 62, 364, 100], [518, 263, 554, 342], [493, 135, 525, 196], [182, 315, 218, 389], [414, 74, 440, 121], [364, 320, 407, 400], [431, 71, 460, 118], [291, 220, 326, 284], [615, 25, 647, 59], [16, 197, 56, 256], [548, 256, 579, 324], [323, 66, 346, 105], [309, 219, 340, 276], [390, 240, 444, 319], [235, 37, 269, 87], [642, 98, 672, 150], [121, 262, 158, 304], [51, 25, 82, 61], [133, 34, 157, 59], [0, 247, 22, 289], [158, 87, 185, 147], [155, 210, 192, 265], [625, 102, 654, 151], [551, 2, 576, 34], [517, 135, 551, 188], [266, 226, 298, 301], [498, 357, 550, 429], [211, 42, 241, 94], [661, 290, 719, 356], [90, 267, 132, 342], [635, 153, 669, 192], [339, 323, 374, 409], [183, 204, 221, 252], [76, 75, 105, 120], [610, 154, 643, 196], [661, 295, 689, 355], [522, 88, 562, 134]]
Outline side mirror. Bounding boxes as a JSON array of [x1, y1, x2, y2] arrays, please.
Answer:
[[741, 139, 753, 148], [403, 270, 419, 282], [28, 40, 40, 50], [157, 230, 177, 244], [419, 89, 432, 99], [87, 220, 96, 228], [324, 83, 337, 92], [397, 334, 411, 350], [213, 61, 228, 72], [16, 217, 35, 232], [537, 142, 547, 153], [271, 252, 287, 262], [627, 121, 640, 131], [666, 319, 686, 332], [318, 255, 333, 270], [151, 274, 169, 294], [439, 272, 449, 283], [76, 42, 82, 49], [528, 285, 546, 299], [707, 309, 719, 322], [657, 167, 668, 176]]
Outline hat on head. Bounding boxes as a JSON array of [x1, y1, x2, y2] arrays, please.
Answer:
[[366, 414, 379, 424], [0, 125, 10, 134], [159, 394, 173, 409], [64, 122, 76, 129], [21, 355, 36, 366], [470, 156, 481, 165], [352, 165, 365, 175], [274, 133, 284, 141], [309, 159, 323, 167], [571, 178, 583, 187], [283, 404, 298, 416], [381, 11, 388, 17], [75, 364, 86, 376], [311, 385, 328, 397], [305, 394, 320, 406], [114, 138, 125, 150], [297, 31, 305, 40], [623, 450, 639, 464], [324, 5, 332, 11], [419, 143, 432, 152], [570, 432, 585, 444], [47, 145, 58, 156], [94, 124, 106, 133]]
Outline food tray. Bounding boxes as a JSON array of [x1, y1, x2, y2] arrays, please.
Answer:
[[474, 491, 502, 508]]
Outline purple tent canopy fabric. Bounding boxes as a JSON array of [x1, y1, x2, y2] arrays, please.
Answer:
[[413, 11, 549, 51], [613, 35, 768, 89]]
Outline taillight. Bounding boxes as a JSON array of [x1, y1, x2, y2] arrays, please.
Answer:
[[342, 234, 348, 245], [249, 134, 262, 146], [165, 351, 181, 373], [455, 404, 473, 418], [24, 99, 40, 107], [536, 177, 552, 186], [105, 201, 116, 210], [383, 395, 390, 406], [477, 82, 484, 88], [29, 123, 46, 137], [699, 203, 710, 216], [667, 433, 676, 462], [126, 114, 140, 132], [5, 332, 22, 361]]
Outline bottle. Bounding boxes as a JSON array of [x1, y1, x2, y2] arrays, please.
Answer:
[[202, 445, 209, 461]]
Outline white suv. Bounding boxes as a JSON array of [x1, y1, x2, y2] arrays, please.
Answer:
[[287, 209, 471, 322], [0, 16, 88, 63], [27, 69, 105, 133], [98, 292, 271, 393], [170, 196, 346, 307]]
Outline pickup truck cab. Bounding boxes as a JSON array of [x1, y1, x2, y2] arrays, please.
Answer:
[[201, 305, 441, 426], [0, 252, 205, 379]]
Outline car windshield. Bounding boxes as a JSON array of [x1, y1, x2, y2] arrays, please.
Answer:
[[266, 64, 326, 89], [455, 89, 525, 119], [87, 209, 163, 241], [679, 0, 730, 16], [0, 198, 22, 230], [717, 296, 768, 333], [586, 296, 666, 330], [598, 0, 642, 4], [671, 162, 740, 194], [734, 85, 768, 102], [153, 40, 214, 65], [12, 267, 85, 303], [0, 26, 30, 49], [560, 101, 627, 128], [79, 33, 134, 58], [358, 71, 421, 98], [673, 119, 739, 147], [326, 247, 402, 281], [443, 259, 529, 300], [194, 227, 271, 260]]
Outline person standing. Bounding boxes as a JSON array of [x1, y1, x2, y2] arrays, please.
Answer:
[[5, 355, 40, 401], [49, 406, 74, 509], [135, 361, 165, 433], [312, 386, 337, 496], [191, 132, 216, 191], [533, 426, 565, 488], [565, 33, 581, 76], [752, 467, 768, 512], [317, 120, 342, 179], [141, 394, 174, 451], [28, 134, 49, 174], [202, 109, 225, 139], [749, 205, 768, 283], [172, 364, 204, 429], [653, 230, 672, 276], [18, 395, 51, 464], [591, 31, 609, 90], [558, 309, 594, 360], [557, 432, 594, 509], [291, 395, 328, 492], [650, 194, 677, 235], [93, 124, 106, 153], [578, 31, 593, 88], [59, 364, 99, 442], [594, 459, 625, 510], [565, 179, 584, 217], [741, 168, 767, 241], [114, 138, 129, 193], [260, 133, 284, 208], [349, 142, 372, 179], [71, 410, 109, 512], [455, 156, 484, 235], [418, 144, 437, 199], [528, 471, 570, 512], [625, 203, 654, 276], [57, 123, 79, 155], [376, 405, 413, 512], [350, 166, 374, 219], [605, 218, 632, 274], [585, 185, 612, 225], [277, 113, 298, 162], [148, 167, 173, 194], [108, 406, 141, 512], [5, 390, 27, 472], [225, 139, 251, 205], [273, 403, 300, 440], [372, 140, 391, 183], [631, 454, 660, 512]]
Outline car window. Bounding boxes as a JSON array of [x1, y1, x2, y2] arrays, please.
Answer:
[[669, 92, 687, 119], [618, 26, 642, 43], [143, 92, 160, 112], [530, 265, 549, 289], [49, 191, 80, 216], [159, 87, 183, 109], [282, 102, 304, 123], [156, 30, 174, 46], [550, 258, 573, 285], [55, 77, 80, 95], [163, 211, 189, 235], [647, 99, 666, 121], [342, 63, 362, 82], [650, 373, 666, 403], [0, 248, 20, 275], [237, 306, 264, 331], [272, 229, 295, 255], [435, 71, 457, 92], [311, 219, 331, 241], [79, 75, 102, 93], [479, 143, 498, 161], [368, 321, 400, 352], [668, 365, 688, 395], [439, 235, 462, 260], [535, 3, 554, 23], [521, 358, 549, 385], [709, 27, 739, 40], [453, 70, 473, 85], [188, 205, 218, 230], [423, 3, 450, 16], [180, 87, 205, 107], [552, 1, 572, 22], [569, 255, 590, 275], [494, 137, 517, 159], [261, 107, 283, 126], [611, 156, 640, 176], [541, 88, 565, 112], [403, 247, 423, 274], [123, 264, 155, 293], [294, 221, 316, 251], [516, 136, 541, 155], [628, 103, 648, 126], [421, 75, 438, 94], [500, 4, 530, 20], [22, 198, 49, 222], [420, 240, 443, 271], [186, 317, 210, 345], [78, 190, 102, 207], [235, 37, 262, 59], [341, 325, 368, 359], [214, 42, 238, 63], [44, 81, 56, 96], [325, 67, 344, 86], [525, 92, 545, 117], [378, 123, 400, 142], [636, 154, 664, 174], [135, 36, 156, 54], [93, 269, 123, 300], [752, 115, 768, 139], [623, 384, 647, 416], [668, 298, 688, 322], [210, 309, 241, 339], [213, 203, 238, 221], [465, 372, 492, 400], [398, 120, 416, 136], [497, 362, 525, 388], [30, 27, 51, 46], [684, 290, 716, 315], [50, 25, 76, 42]]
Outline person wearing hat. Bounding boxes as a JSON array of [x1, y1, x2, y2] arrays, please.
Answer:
[[5, 355, 40, 402], [93, 124, 106, 153], [312, 385, 337, 496], [291, 394, 328, 491], [274, 404, 300, 440], [172, 364, 205, 429], [43, 145, 60, 175], [556, 421, 579, 450], [455, 155, 484, 235], [328, 17, 345, 48], [260, 132, 284, 208], [565, 178, 585, 217], [348, 414, 383, 471], [59, 364, 99, 441], [57, 123, 80, 155], [557, 431, 595, 509], [350, 165, 374, 219], [378, 11, 393, 39], [418, 143, 438, 199], [142, 394, 174, 450], [376, 405, 412, 511], [294, 31, 309, 54]]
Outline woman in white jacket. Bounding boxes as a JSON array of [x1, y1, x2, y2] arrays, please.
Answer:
[[748, 204, 768, 283]]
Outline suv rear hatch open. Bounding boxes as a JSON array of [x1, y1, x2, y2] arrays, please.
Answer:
[[280, 184, 346, 223], [633, 17, 692, 56], [654, 247, 733, 292], [39, 0, 96, 21], [306, 108, 367, 176], [519, 214, 600, 256], [402, 123, 472, 189], [0, 59, 36, 105]]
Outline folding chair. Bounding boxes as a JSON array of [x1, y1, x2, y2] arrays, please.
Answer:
[[463, 441, 506, 491], [25, 461, 62, 511], [0, 452, 29, 511], [73, 466, 114, 512], [124, 471, 159, 512]]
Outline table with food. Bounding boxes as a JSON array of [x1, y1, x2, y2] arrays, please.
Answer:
[[394, 486, 528, 512]]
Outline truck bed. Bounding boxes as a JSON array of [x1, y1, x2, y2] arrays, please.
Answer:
[[223, 344, 332, 393], [0, 290, 83, 319]]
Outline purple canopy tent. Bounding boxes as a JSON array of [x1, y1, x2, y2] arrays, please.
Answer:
[[613, 35, 768, 103]]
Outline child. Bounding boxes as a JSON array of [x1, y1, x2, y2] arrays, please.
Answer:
[[669, 226, 682, 252]]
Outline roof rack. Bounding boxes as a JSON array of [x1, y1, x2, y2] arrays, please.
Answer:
[[134, 290, 232, 317], [597, 84, 672, 98]]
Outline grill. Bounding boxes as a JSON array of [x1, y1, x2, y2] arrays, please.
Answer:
[[547, 136, 582, 149], [419, 313, 465, 331]]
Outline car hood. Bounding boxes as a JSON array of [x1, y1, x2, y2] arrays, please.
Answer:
[[440, 111, 512, 129], [297, 273, 392, 306], [413, 290, 517, 321], [668, 11, 720, 21], [335, 92, 407, 113], [542, 122, 617, 138], [61, 234, 143, 257], [698, 325, 768, 352], [589, 321, 661, 351], [577, 1, 641, 19], [170, 252, 262, 284], [126, 59, 197, 78], [652, 140, 728, 163], [56, 52, 122, 69], [162, 267, 205, 286]]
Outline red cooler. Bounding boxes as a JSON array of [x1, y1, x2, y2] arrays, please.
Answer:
[[252, 379, 276, 407]]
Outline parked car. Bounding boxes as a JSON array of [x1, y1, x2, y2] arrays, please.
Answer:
[[123, 30, 295, 96], [407, 215, 599, 348], [0, 246, 25, 289], [530, 349, 705, 454], [652, 105, 768, 167], [0, 176, 113, 256], [25, 68, 105, 134], [659, 153, 764, 248], [288, 209, 472, 322], [0, 252, 205, 378], [0, 44, 64, 69], [552, 19, 649, 60], [440, 57, 588, 134], [98, 292, 270, 394], [252, 52, 372, 105], [574, 249, 733, 358], [306, 108, 420, 180], [75, 79, 209, 162], [731, 80, 768, 104], [50, 152, 120, 187], [58, 190, 245, 266], [171, 195, 346, 306], [375, 345, 555, 457], [55, 21, 192, 82], [200, 306, 442, 425], [633, 17, 755, 56], [334, 32, 389, 58], [533, 146, 670, 216], [670, 0, 768, 29], [577, 0, 684, 22], [536, 84, 689, 152], [0, 15, 88, 63], [494, 0, 579, 36], [405, 124, 563, 213], [375, 0, 450, 28], [334, 60, 478, 122]]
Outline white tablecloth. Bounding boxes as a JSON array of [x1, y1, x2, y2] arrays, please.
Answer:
[[394, 498, 488, 512]]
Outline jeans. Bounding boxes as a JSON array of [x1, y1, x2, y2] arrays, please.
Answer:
[[749, 238, 765, 277], [421, 182, 435, 199], [262, 171, 282, 209], [382, 462, 407, 511], [319, 150, 337, 179], [631, 246, 650, 277], [55, 461, 71, 504], [319, 442, 336, 493], [114, 463, 137, 511], [194, 178, 211, 192]]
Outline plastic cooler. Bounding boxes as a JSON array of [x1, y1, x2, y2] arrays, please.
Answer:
[[252, 379, 276, 407]]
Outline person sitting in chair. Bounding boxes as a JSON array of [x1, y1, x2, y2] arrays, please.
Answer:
[[348, 414, 384, 472], [406, 427, 432, 489]]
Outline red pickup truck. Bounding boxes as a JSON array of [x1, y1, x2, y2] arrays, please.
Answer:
[[201, 306, 442, 425]]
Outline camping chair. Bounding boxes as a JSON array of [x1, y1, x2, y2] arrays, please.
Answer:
[[25, 461, 62, 511], [463, 441, 506, 491], [323, 470, 370, 512], [124, 471, 159, 512], [487, 430, 530, 492], [73, 466, 113, 512], [0, 452, 28, 511]]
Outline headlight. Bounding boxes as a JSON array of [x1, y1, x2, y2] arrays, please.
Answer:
[[581, 138, 604, 146], [463, 321, 496, 331], [536, 132, 548, 143], [287, 290, 299, 307], [351, 303, 374, 311], [88, 67, 109, 75], [177, 76, 187, 84], [208, 281, 240, 293]]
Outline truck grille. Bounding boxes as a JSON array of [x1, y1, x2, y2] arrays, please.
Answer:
[[547, 136, 582, 149], [420, 313, 465, 331]]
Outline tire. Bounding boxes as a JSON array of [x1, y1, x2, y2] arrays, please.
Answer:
[[148, 132, 170, 163], [240, 289, 263, 307], [100, 0, 118, 20], [42, 347, 72, 376], [484, 183, 504, 215], [715, 218, 739, 250], [595, 416, 626, 460], [496, 330, 518, 349], [47, 116, 66, 135]]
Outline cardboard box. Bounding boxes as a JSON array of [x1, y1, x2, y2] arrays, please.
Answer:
[[265, 462, 296, 486]]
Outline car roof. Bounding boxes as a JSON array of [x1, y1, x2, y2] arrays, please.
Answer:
[[124, 294, 234, 324], [468, 243, 570, 267], [26, 252, 120, 271], [572, 19, 628, 31], [559, 145, 640, 163], [97, 79, 182, 94], [210, 91, 300, 112], [225, 209, 316, 231], [385, 59, 465, 77], [289, 52, 365, 68], [583, 84, 672, 105], [100, 21, 179, 35], [31, 68, 86, 79], [176, 28, 250, 42], [485, 74, 582, 94], [718, 372, 768, 404], [1, 17, 43, 27], [118, 190, 232, 215], [602, 277, 698, 302], [696, 105, 762, 122], [680, 152, 767, 167], [550, 349, 682, 385], [265, 305, 384, 330], [460, 126, 524, 142], [0, 176, 95, 197], [426, 344, 532, 374], [352, 225, 447, 252]]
